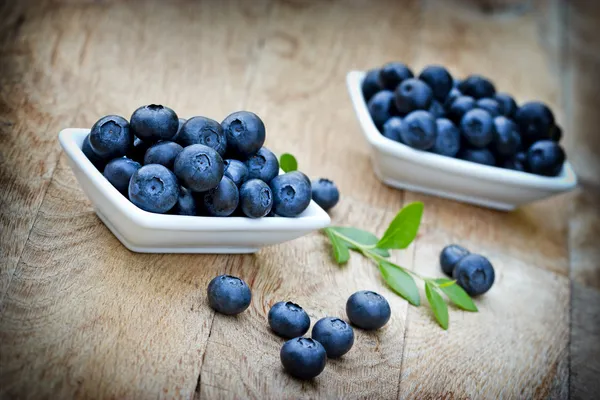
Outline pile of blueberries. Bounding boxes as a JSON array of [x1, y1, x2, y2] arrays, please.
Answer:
[[82, 106, 326, 218], [363, 63, 567, 177], [207, 275, 391, 380], [440, 244, 495, 296]]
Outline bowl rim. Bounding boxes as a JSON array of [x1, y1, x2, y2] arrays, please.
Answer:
[[59, 128, 331, 231], [346, 70, 577, 192]]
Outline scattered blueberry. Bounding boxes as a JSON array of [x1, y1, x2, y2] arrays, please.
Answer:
[[460, 148, 496, 166], [177, 116, 227, 156], [453, 254, 495, 296], [394, 78, 434, 115], [378, 62, 414, 90], [144, 141, 183, 170], [128, 164, 179, 213], [207, 274, 252, 315], [514, 101, 555, 145], [527, 140, 565, 176], [103, 157, 141, 195], [270, 171, 312, 217], [493, 116, 521, 157], [399, 110, 437, 150], [311, 317, 354, 359], [239, 179, 273, 218], [127, 137, 153, 164], [346, 290, 391, 330], [419, 65, 453, 101], [460, 108, 494, 148], [130, 104, 179, 143], [368, 90, 397, 129], [202, 176, 239, 217], [223, 159, 249, 187], [89, 115, 133, 159], [476, 98, 501, 117], [502, 151, 528, 172], [494, 93, 517, 117], [174, 144, 224, 192], [311, 178, 340, 211], [245, 147, 279, 183], [170, 186, 197, 216], [440, 244, 470, 277], [431, 118, 461, 157], [428, 100, 445, 118], [82, 134, 108, 171], [447, 96, 476, 124], [268, 301, 310, 339], [458, 75, 496, 99], [362, 69, 383, 102], [221, 111, 266, 158], [280, 338, 327, 380], [382, 117, 403, 142]]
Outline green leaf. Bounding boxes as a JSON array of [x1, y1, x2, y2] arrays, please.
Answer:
[[435, 279, 478, 312], [324, 228, 350, 264], [425, 282, 449, 330], [379, 262, 420, 306], [376, 202, 424, 250], [279, 153, 298, 173], [329, 227, 390, 257]]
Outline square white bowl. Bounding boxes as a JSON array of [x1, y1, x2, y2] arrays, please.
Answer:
[[346, 71, 577, 211], [58, 128, 330, 253]]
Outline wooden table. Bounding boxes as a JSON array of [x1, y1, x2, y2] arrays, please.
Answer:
[[1, 1, 599, 399]]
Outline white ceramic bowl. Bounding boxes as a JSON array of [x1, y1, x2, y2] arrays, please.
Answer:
[[346, 71, 577, 210], [59, 128, 330, 253]]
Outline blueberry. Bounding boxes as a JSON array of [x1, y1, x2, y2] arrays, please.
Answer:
[[221, 111, 266, 158], [270, 171, 312, 218], [444, 87, 462, 109], [447, 96, 476, 124], [382, 117, 403, 142], [460, 108, 494, 148], [245, 147, 279, 183], [460, 148, 496, 166], [399, 110, 437, 150], [207, 274, 252, 315], [311, 317, 354, 359], [127, 137, 153, 164], [311, 178, 339, 211], [514, 102, 555, 145], [89, 115, 133, 159], [494, 93, 517, 117], [171, 117, 187, 142], [476, 98, 501, 117], [431, 118, 460, 157], [130, 104, 179, 143], [128, 164, 179, 213], [280, 338, 327, 380], [170, 186, 197, 216], [103, 157, 141, 195], [440, 244, 470, 277], [362, 69, 383, 102], [493, 116, 521, 157], [177, 116, 227, 156], [239, 179, 273, 218], [502, 152, 527, 172], [174, 144, 224, 192], [223, 159, 249, 187], [268, 301, 310, 339], [419, 65, 453, 101], [202, 176, 239, 217], [453, 254, 495, 296], [394, 78, 434, 115], [367, 90, 397, 129], [458, 75, 496, 99], [143, 141, 183, 170], [428, 100, 445, 118], [527, 140, 565, 177], [550, 125, 562, 142], [346, 290, 391, 330], [377, 62, 414, 90], [82, 134, 108, 171]]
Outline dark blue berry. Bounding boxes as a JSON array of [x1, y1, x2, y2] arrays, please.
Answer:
[[476, 98, 501, 117], [311, 317, 354, 359], [447, 96, 476, 124], [419, 65, 453, 101], [550, 125, 562, 142], [382, 117, 403, 142], [221, 111, 266, 158], [280, 338, 327, 380], [378, 62, 414, 90], [368, 90, 397, 129], [89, 115, 133, 159], [444, 87, 462, 109], [171, 118, 187, 142], [103, 157, 141, 195], [239, 179, 273, 218], [394, 78, 433, 115], [268, 301, 310, 339], [514, 102, 555, 145], [362, 69, 383, 102], [127, 137, 153, 164], [440, 244, 470, 277], [399, 110, 437, 150], [202, 176, 239, 217], [173, 144, 224, 192], [82, 134, 108, 171], [458, 75, 496, 99], [460, 108, 494, 148], [346, 290, 391, 330], [143, 141, 183, 170], [207, 275, 252, 315], [527, 140, 565, 177], [460, 148, 496, 166], [428, 100, 445, 119], [311, 178, 339, 211], [502, 152, 528, 172], [177, 116, 227, 156], [130, 104, 179, 143], [245, 147, 279, 183], [223, 159, 249, 187], [494, 93, 517, 117], [493, 116, 521, 157], [453, 254, 495, 296], [128, 164, 179, 213], [170, 186, 197, 216], [431, 118, 460, 157], [270, 171, 312, 218]]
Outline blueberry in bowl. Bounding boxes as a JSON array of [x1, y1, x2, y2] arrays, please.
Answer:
[[311, 178, 340, 211], [174, 144, 224, 192], [103, 157, 141, 195], [130, 104, 179, 143], [143, 141, 184, 170], [270, 171, 312, 218], [221, 111, 266, 158], [177, 116, 227, 156], [239, 179, 273, 218], [128, 164, 179, 214]]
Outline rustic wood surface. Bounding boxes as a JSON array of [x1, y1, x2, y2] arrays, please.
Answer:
[[0, 0, 598, 399]]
